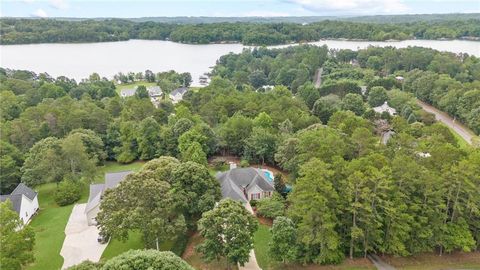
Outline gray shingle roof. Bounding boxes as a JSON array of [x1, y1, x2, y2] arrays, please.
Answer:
[[85, 171, 133, 214], [171, 87, 188, 96], [216, 168, 274, 203], [11, 183, 37, 201], [0, 194, 23, 214], [105, 171, 132, 189]]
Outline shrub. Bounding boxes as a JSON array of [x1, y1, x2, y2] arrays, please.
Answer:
[[249, 199, 258, 208], [102, 250, 194, 270], [256, 193, 285, 219], [67, 261, 101, 270], [240, 159, 250, 167], [54, 180, 82, 206], [171, 233, 189, 257]]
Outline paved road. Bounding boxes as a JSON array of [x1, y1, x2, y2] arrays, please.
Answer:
[[60, 204, 107, 269], [368, 254, 396, 270], [314, 67, 323, 88], [417, 100, 475, 145]]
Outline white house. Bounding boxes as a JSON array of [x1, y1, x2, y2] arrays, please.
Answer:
[[216, 167, 275, 203], [120, 88, 136, 98], [169, 87, 188, 104], [85, 171, 132, 226], [0, 183, 39, 225], [373, 101, 397, 116]]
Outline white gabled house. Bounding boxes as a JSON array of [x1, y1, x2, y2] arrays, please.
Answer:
[[169, 87, 188, 104], [0, 183, 39, 225]]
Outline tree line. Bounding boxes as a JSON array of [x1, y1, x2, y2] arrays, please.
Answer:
[[1, 18, 480, 45]]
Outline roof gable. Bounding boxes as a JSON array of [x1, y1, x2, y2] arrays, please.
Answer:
[[0, 194, 23, 214], [216, 168, 274, 202], [11, 183, 37, 201]]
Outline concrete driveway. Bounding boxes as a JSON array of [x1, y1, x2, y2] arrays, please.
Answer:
[[60, 203, 108, 269], [238, 202, 262, 270]]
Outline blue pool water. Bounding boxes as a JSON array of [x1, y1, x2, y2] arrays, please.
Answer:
[[264, 171, 273, 182], [263, 170, 292, 192]]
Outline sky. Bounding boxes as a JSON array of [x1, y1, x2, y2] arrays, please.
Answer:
[[1, 0, 479, 18]]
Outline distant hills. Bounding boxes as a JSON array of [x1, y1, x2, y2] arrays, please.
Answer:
[[12, 13, 480, 24]]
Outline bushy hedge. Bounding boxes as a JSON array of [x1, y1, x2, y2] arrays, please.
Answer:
[[54, 180, 82, 206], [102, 250, 194, 270]]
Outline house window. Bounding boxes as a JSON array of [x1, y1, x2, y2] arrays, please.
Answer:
[[250, 193, 260, 200]]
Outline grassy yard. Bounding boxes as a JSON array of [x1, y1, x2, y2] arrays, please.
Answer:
[[383, 251, 480, 270], [115, 81, 157, 95], [93, 160, 145, 183], [254, 224, 272, 269], [26, 183, 75, 270], [101, 231, 144, 260]]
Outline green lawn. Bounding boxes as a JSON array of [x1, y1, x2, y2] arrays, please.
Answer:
[[26, 183, 75, 270], [101, 231, 144, 260], [101, 231, 177, 261], [254, 224, 272, 269], [93, 160, 145, 183], [115, 81, 157, 95]]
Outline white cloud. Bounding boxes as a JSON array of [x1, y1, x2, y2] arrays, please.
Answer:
[[286, 0, 409, 14], [22, 0, 36, 3], [243, 10, 291, 17], [49, 0, 68, 10], [31, 8, 48, 17]]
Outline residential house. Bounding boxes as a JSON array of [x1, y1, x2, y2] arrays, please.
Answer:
[[373, 101, 397, 116], [216, 167, 275, 203], [0, 183, 39, 225], [85, 171, 132, 226], [120, 88, 136, 98], [170, 87, 188, 103]]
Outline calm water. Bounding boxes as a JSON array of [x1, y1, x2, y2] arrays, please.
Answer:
[[1, 39, 479, 86]]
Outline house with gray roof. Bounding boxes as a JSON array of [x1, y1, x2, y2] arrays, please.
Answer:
[[0, 183, 39, 225], [170, 87, 188, 103], [373, 101, 397, 116], [120, 88, 137, 98], [85, 171, 132, 225], [216, 167, 275, 203]]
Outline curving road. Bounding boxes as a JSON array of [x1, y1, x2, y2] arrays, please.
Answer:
[[417, 100, 475, 145]]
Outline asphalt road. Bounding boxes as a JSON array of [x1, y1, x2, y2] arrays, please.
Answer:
[[417, 100, 475, 145]]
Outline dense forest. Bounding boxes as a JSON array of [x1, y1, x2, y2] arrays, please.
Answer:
[[1, 17, 480, 45], [1, 44, 479, 268]]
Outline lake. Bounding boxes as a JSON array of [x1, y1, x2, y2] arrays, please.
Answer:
[[1, 39, 479, 86]]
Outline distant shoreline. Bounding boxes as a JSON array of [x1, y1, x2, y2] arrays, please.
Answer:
[[2, 37, 479, 47]]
